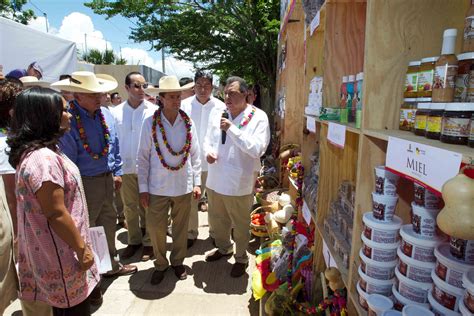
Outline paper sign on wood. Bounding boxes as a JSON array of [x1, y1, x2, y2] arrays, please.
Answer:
[[306, 116, 316, 133], [310, 10, 320, 35], [302, 200, 312, 225], [327, 122, 346, 148]]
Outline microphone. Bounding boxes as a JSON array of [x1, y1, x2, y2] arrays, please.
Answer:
[[221, 111, 229, 144]]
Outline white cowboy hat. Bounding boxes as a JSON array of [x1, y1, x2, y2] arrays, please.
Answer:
[[145, 75, 195, 96], [51, 71, 118, 93], [20, 76, 51, 88]]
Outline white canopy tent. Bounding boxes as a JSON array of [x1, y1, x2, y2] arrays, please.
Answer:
[[0, 17, 77, 82]]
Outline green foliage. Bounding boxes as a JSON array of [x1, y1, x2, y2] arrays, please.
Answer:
[[85, 0, 279, 93], [82, 48, 127, 65], [0, 0, 35, 24]]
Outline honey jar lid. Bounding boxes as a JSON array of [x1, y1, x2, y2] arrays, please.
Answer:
[[445, 103, 474, 111], [417, 102, 431, 110], [430, 103, 445, 110], [421, 56, 439, 63], [417, 97, 432, 102], [457, 52, 474, 61], [408, 61, 421, 66], [403, 98, 417, 102]]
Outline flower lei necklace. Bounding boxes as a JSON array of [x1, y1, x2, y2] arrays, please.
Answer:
[[0, 127, 7, 135], [237, 106, 256, 129], [152, 108, 192, 171], [70, 101, 110, 160]]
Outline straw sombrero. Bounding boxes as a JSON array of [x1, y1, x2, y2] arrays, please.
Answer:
[[51, 71, 118, 93], [20, 76, 51, 88], [144, 75, 195, 96]]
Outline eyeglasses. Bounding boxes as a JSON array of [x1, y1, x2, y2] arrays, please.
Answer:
[[130, 82, 149, 89]]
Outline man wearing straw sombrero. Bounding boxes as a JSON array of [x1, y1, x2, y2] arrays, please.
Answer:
[[52, 71, 138, 304], [137, 75, 201, 285]]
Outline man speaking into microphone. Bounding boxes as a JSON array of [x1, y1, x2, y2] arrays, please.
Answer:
[[203, 76, 270, 278]]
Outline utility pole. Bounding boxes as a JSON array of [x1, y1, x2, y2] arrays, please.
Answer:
[[162, 48, 165, 74], [43, 13, 49, 33], [84, 33, 88, 61]]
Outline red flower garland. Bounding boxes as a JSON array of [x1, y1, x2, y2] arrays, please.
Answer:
[[151, 109, 192, 171], [237, 106, 256, 129], [70, 102, 110, 160]]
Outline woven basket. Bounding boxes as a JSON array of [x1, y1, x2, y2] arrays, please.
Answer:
[[250, 205, 274, 237], [257, 188, 288, 211], [254, 175, 280, 192]]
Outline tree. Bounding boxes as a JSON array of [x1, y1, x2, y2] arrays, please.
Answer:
[[85, 0, 279, 112], [82, 48, 127, 65], [0, 0, 35, 24]]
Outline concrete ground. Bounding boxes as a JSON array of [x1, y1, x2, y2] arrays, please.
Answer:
[[4, 211, 259, 316]]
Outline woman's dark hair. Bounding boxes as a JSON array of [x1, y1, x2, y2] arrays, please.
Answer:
[[7, 87, 66, 168], [0, 78, 23, 128]]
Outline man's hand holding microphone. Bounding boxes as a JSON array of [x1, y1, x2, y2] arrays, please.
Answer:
[[207, 110, 231, 165]]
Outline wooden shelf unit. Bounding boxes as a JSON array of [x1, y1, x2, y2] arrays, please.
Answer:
[[276, 0, 471, 315]]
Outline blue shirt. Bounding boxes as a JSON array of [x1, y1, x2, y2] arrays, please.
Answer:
[[60, 101, 123, 177]]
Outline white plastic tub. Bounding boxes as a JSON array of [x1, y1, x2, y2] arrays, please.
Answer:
[[435, 243, 473, 289], [460, 299, 474, 316], [392, 285, 431, 311], [372, 191, 399, 221], [362, 233, 399, 262], [375, 166, 399, 196], [358, 265, 394, 296], [357, 280, 369, 311], [402, 304, 434, 316], [462, 269, 474, 314], [368, 293, 394, 316], [432, 270, 464, 311], [400, 224, 444, 262], [413, 182, 440, 209], [411, 202, 440, 238], [428, 291, 462, 316], [395, 268, 431, 304], [363, 212, 403, 244], [360, 249, 398, 280], [398, 247, 435, 283], [450, 237, 474, 265]]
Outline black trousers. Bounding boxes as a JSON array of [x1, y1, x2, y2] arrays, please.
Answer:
[[52, 297, 90, 316]]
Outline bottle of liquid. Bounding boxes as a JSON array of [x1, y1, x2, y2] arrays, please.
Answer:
[[432, 29, 458, 102], [340, 76, 348, 123], [463, 0, 474, 53], [347, 75, 355, 122], [355, 72, 364, 129]]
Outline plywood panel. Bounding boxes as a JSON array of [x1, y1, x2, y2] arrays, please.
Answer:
[[362, 0, 468, 130], [323, 1, 367, 107]]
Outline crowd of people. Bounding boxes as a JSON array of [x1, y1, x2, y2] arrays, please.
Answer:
[[0, 66, 270, 315]]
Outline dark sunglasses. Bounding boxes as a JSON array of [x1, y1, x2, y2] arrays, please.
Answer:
[[130, 82, 149, 89]]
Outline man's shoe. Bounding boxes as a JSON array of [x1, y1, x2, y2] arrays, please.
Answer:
[[88, 286, 103, 306], [120, 244, 141, 259], [230, 262, 248, 278], [172, 265, 187, 280], [103, 264, 138, 278], [198, 201, 208, 212], [141, 246, 154, 261], [150, 269, 167, 285], [187, 238, 197, 248], [205, 249, 233, 262]]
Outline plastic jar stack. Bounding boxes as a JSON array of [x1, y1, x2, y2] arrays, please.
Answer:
[[357, 166, 403, 311], [461, 269, 474, 316]]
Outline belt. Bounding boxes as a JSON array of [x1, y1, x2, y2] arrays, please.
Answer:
[[83, 171, 112, 178]]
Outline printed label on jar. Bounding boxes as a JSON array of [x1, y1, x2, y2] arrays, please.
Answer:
[[405, 73, 419, 93], [468, 69, 474, 102], [434, 65, 458, 89], [408, 265, 432, 283], [464, 15, 474, 39], [465, 291, 474, 313], [427, 116, 442, 133], [402, 240, 435, 262], [415, 115, 427, 130], [359, 278, 367, 291], [418, 69, 434, 92], [364, 225, 372, 240], [359, 295, 368, 310], [454, 74, 470, 102], [367, 282, 392, 295], [400, 109, 416, 130], [436, 261, 448, 281], [366, 264, 394, 280], [441, 117, 471, 137], [432, 285, 457, 310], [399, 282, 428, 303], [372, 229, 398, 244], [470, 120, 474, 141]]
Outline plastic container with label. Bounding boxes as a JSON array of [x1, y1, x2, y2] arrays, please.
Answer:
[[405, 61, 421, 98], [363, 212, 403, 244], [450, 237, 474, 265], [469, 113, 474, 147], [397, 247, 435, 283], [402, 305, 434, 316], [358, 266, 394, 296], [413, 182, 441, 209], [372, 192, 399, 222], [368, 294, 394, 316], [432, 270, 464, 311], [415, 102, 431, 136], [433, 29, 458, 102], [418, 57, 438, 98], [441, 103, 474, 145], [383, 310, 402, 316], [435, 243, 473, 288], [400, 98, 417, 131], [426, 103, 445, 139], [374, 166, 399, 196], [395, 268, 431, 304], [454, 52, 474, 102], [428, 291, 461, 316], [411, 202, 440, 238], [459, 298, 474, 316], [392, 285, 431, 311], [357, 280, 370, 310], [360, 249, 398, 280], [400, 225, 444, 262], [462, 269, 474, 314], [362, 233, 399, 262]]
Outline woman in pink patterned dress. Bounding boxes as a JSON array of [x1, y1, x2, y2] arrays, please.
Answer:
[[7, 87, 99, 316]]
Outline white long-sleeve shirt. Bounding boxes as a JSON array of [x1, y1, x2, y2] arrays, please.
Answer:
[[181, 96, 226, 172], [204, 105, 270, 196], [137, 110, 201, 197], [111, 100, 157, 174]]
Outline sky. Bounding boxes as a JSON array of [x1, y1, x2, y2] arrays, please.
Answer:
[[24, 0, 195, 78]]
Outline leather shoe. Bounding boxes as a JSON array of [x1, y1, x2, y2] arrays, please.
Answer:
[[88, 286, 103, 306], [151, 269, 167, 285], [120, 244, 141, 259], [205, 249, 233, 262], [103, 264, 138, 278], [172, 265, 187, 280], [141, 246, 154, 261], [187, 238, 197, 248], [230, 262, 248, 278]]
